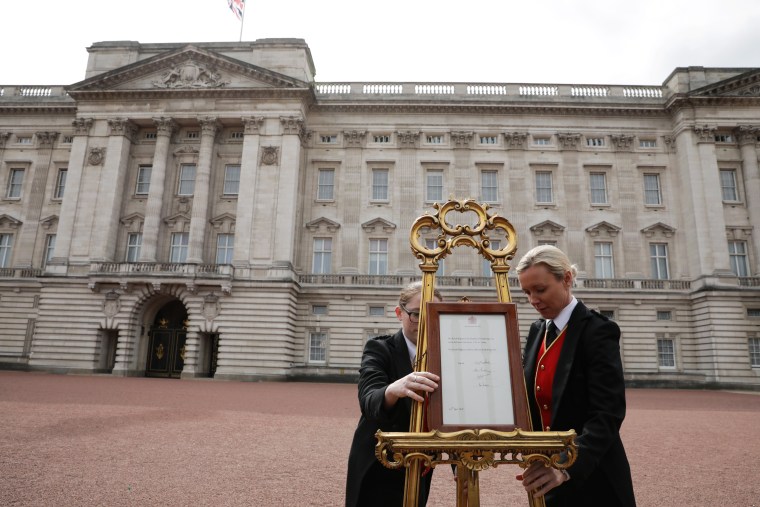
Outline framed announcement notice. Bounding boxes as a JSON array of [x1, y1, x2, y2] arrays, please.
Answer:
[[426, 302, 530, 432]]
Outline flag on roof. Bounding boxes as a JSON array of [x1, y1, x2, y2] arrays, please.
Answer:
[[228, 0, 245, 21]]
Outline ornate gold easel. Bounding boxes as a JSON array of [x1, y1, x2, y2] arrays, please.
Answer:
[[375, 198, 577, 507]]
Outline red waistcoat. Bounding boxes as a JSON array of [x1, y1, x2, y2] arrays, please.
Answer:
[[533, 326, 567, 431]]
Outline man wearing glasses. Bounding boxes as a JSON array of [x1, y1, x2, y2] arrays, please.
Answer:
[[345, 281, 442, 507]]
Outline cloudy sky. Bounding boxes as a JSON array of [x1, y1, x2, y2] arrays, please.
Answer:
[[3, 0, 759, 86]]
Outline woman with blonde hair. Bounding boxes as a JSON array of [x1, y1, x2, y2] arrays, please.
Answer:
[[516, 245, 636, 507]]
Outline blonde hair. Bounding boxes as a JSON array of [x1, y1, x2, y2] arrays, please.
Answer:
[[516, 245, 578, 281], [398, 280, 443, 306]]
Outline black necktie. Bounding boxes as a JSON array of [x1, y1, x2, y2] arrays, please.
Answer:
[[546, 321, 558, 346]]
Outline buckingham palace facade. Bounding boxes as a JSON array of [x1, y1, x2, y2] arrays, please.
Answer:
[[0, 39, 758, 388]]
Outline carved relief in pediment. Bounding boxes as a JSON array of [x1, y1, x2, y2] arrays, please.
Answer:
[[152, 61, 229, 89]]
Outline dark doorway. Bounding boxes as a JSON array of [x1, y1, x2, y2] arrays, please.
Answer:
[[145, 300, 188, 378]]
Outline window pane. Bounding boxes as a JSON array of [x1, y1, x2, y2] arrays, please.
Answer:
[[369, 239, 388, 275], [55, 169, 68, 199], [749, 338, 760, 367], [426, 170, 443, 202], [136, 166, 151, 195], [7, 169, 24, 198], [657, 338, 675, 367], [126, 233, 142, 262], [216, 234, 234, 264], [589, 173, 607, 204], [594, 242, 614, 278], [649, 243, 669, 279], [309, 332, 327, 362], [535, 171, 553, 203], [317, 169, 334, 200], [644, 174, 661, 205], [728, 241, 749, 276], [312, 238, 332, 274], [0, 234, 14, 268], [372, 169, 388, 201], [170, 232, 189, 263], [44, 234, 56, 267], [720, 170, 738, 201], [223, 165, 240, 195], [481, 170, 498, 202], [178, 164, 196, 195]]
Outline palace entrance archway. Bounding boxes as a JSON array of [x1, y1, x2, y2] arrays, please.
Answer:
[[145, 300, 187, 378]]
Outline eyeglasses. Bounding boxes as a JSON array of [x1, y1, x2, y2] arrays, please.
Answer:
[[400, 303, 421, 322]]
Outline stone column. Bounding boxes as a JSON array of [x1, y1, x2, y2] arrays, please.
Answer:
[[396, 131, 420, 273], [737, 125, 760, 273], [186, 117, 219, 264], [339, 130, 365, 274], [676, 125, 731, 276], [49, 118, 92, 271], [90, 119, 137, 262], [232, 116, 263, 267], [557, 133, 584, 264], [14, 131, 58, 268], [267, 116, 304, 277], [139, 117, 176, 262]]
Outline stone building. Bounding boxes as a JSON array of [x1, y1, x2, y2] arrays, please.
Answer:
[[0, 39, 758, 387]]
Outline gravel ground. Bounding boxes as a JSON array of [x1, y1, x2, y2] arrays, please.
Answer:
[[1, 371, 758, 507]]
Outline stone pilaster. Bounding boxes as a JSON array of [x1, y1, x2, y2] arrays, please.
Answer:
[[736, 125, 760, 273], [339, 130, 365, 274], [232, 116, 264, 268], [186, 117, 219, 264], [396, 131, 420, 273], [91, 118, 137, 261], [49, 118, 92, 270], [139, 117, 176, 262]]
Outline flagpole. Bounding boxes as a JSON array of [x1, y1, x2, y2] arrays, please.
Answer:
[[238, 4, 245, 42]]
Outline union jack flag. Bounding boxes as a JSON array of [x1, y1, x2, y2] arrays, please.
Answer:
[[228, 0, 245, 21]]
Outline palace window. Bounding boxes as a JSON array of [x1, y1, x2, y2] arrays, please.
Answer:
[[16, 136, 32, 145], [373, 135, 390, 143], [312, 305, 328, 315], [43, 234, 56, 267], [643, 173, 662, 205], [594, 242, 615, 278], [230, 131, 244, 140], [223, 165, 241, 196], [320, 135, 338, 144], [136, 165, 151, 195], [650, 243, 670, 279], [728, 240, 749, 277], [586, 137, 605, 147], [639, 139, 657, 148], [169, 232, 189, 263], [589, 172, 608, 204], [535, 171, 553, 204], [481, 170, 498, 203], [479, 136, 498, 145], [719, 169, 739, 201], [0, 234, 14, 268], [657, 338, 676, 368], [657, 310, 672, 321], [216, 234, 234, 264], [6, 168, 25, 198], [426, 135, 444, 144], [186, 130, 199, 139], [534, 137, 551, 146], [54, 168, 68, 199], [144, 131, 157, 140], [749, 338, 760, 367], [126, 233, 142, 262], [312, 238, 332, 274], [369, 306, 386, 317], [177, 164, 196, 196], [309, 332, 327, 363], [714, 134, 734, 143], [426, 170, 443, 202], [371, 168, 389, 201], [317, 169, 334, 200], [369, 239, 388, 275]]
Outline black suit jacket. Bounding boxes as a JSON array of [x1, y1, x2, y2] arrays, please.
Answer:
[[523, 301, 636, 507], [345, 330, 432, 507]]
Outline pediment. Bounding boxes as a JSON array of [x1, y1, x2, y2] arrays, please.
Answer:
[[0, 214, 22, 229], [529, 220, 565, 237], [66, 45, 309, 95], [690, 69, 760, 97], [361, 217, 397, 233], [641, 222, 676, 238], [163, 212, 191, 229], [586, 221, 621, 237], [40, 215, 59, 230], [305, 217, 341, 232]]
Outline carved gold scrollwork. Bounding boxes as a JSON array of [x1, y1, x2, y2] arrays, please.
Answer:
[[410, 198, 518, 277], [158, 318, 169, 329], [155, 343, 164, 360], [180, 345, 186, 361]]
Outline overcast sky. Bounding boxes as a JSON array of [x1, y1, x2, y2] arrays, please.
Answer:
[[3, 0, 759, 86]]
